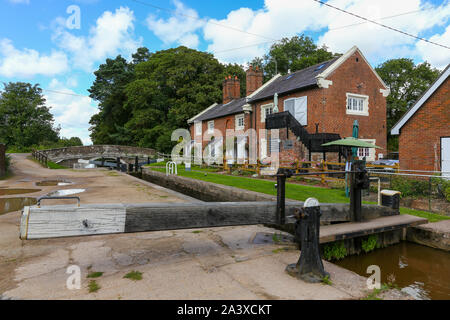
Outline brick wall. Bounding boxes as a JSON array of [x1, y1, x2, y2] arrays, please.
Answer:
[[398, 78, 450, 171], [190, 50, 388, 164], [251, 50, 387, 162], [0, 144, 6, 177]]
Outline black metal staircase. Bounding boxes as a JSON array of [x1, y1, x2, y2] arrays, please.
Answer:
[[266, 111, 346, 160]]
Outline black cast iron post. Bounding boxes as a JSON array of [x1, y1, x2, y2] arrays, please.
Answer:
[[286, 198, 329, 283], [350, 160, 370, 222], [276, 168, 293, 225], [135, 156, 139, 172]]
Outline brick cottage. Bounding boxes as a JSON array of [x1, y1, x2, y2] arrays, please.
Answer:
[[391, 65, 450, 175], [188, 46, 390, 165]]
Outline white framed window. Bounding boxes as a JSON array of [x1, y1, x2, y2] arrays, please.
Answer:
[[195, 121, 202, 136], [346, 93, 369, 116], [235, 114, 245, 130], [261, 103, 274, 123], [358, 139, 376, 162], [284, 96, 307, 126], [208, 120, 214, 133]]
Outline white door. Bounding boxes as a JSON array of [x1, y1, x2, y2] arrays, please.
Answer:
[[284, 97, 307, 125], [294, 97, 308, 126], [442, 137, 450, 178]]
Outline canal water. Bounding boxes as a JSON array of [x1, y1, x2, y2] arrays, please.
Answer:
[[335, 241, 450, 300], [0, 197, 37, 215]]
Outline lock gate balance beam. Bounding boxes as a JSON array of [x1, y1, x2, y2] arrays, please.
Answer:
[[19, 201, 397, 240]]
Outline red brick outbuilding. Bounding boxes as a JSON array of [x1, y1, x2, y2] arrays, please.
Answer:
[[391, 65, 450, 175]]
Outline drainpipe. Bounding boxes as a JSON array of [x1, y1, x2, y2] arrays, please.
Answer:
[[273, 93, 279, 113]]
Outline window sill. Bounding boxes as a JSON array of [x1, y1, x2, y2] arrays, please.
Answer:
[[346, 110, 369, 116]]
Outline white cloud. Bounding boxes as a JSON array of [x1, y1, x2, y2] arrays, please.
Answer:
[[53, 7, 142, 71], [0, 39, 69, 78], [317, 0, 450, 67], [151, 0, 449, 68], [146, 0, 204, 48], [416, 25, 450, 69], [45, 79, 98, 145]]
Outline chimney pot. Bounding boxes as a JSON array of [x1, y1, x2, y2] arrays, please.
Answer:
[[223, 75, 241, 104], [246, 65, 263, 97]]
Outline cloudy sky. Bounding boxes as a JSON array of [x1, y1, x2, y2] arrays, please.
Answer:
[[1, 0, 449, 144]]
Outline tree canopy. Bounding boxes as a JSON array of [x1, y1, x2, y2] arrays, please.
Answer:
[[0, 82, 60, 149], [375, 58, 440, 150], [89, 46, 247, 152], [249, 35, 340, 80]]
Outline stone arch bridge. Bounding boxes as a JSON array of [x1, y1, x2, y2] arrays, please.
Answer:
[[40, 145, 157, 167]]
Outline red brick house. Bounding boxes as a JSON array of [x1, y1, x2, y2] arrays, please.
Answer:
[[391, 65, 450, 176], [188, 46, 390, 164]]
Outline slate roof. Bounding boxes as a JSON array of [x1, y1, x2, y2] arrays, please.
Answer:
[[190, 57, 339, 123], [248, 57, 339, 102], [192, 98, 247, 122]]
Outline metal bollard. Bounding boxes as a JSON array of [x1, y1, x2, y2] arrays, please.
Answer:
[[286, 198, 329, 283]]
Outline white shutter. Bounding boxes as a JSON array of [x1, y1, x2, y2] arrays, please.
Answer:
[[295, 97, 307, 126], [284, 99, 295, 117]]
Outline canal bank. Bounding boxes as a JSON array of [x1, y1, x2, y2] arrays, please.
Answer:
[[0, 153, 412, 300]]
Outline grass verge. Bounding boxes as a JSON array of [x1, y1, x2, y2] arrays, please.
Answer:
[[149, 167, 449, 222]]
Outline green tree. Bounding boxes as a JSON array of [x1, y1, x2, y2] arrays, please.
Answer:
[[58, 137, 83, 147], [376, 59, 440, 150], [249, 35, 339, 80], [0, 82, 59, 149], [88, 54, 135, 145], [122, 47, 227, 152]]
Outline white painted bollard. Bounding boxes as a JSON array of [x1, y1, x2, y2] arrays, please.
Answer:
[[166, 161, 178, 176]]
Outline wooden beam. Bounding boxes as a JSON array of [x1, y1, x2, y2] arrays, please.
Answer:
[[19, 201, 397, 240]]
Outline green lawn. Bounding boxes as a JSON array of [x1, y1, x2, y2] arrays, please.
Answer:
[[150, 167, 450, 222]]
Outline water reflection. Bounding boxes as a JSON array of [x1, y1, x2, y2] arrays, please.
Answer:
[[335, 242, 450, 300], [36, 180, 73, 186], [47, 189, 85, 197], [0, 189, 41, 196], [0, 197, 37, 215]]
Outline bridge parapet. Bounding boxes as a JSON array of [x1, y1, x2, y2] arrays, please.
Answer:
[[40, 145, 156, 163]]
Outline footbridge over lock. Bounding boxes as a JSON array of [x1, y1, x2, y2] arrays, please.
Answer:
[[39, 145, 157, 167]]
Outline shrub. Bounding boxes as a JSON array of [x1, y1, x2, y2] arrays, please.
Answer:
[[323, 241, 347, 261], [361, 235, 380, 253], [391, 176, 429, 198]]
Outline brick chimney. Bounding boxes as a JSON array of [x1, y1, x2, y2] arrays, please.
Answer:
[[246, 65, 263, 97], [223, 75, 241, 104]]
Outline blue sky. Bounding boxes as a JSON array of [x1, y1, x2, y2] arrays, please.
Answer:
[[1, 0, 449, 144]]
